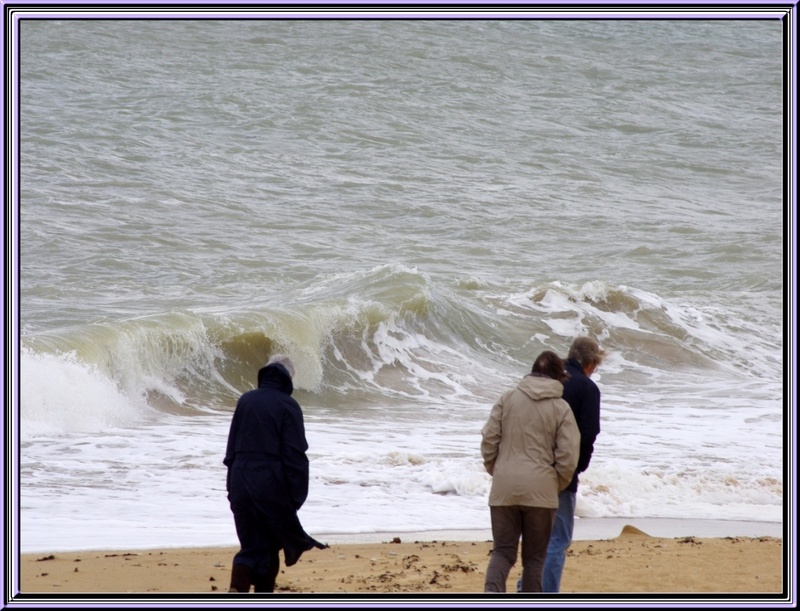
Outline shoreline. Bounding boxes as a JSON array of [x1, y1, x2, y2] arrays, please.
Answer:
[[315, 517, 784, 547], [20, 517, 784, 555], [18, 520, 787, 596]]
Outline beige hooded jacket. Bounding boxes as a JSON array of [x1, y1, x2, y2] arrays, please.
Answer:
[[481, 374, 580, 508]]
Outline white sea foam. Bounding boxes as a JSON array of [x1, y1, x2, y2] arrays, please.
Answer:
[[20, 350, 150, 437]]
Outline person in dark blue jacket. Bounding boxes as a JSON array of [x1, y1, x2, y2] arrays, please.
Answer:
[[224, 354, 327, 593]]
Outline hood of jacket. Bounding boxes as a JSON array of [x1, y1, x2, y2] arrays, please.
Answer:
[[516, 374, 564, 401], [257, 363, 294, 395]]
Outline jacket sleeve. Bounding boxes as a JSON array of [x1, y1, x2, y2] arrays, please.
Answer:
[[223, 401, 242, 468], [554, 404, 581, 491], [282, 401, 311, 511], [223, 401, 243, 492], [480, 395, 505, 476], [575, 382, 601, 474]]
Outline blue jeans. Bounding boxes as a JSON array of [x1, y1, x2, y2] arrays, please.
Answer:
[[542, 489, 576, 592], [516, 489, 576, 593]]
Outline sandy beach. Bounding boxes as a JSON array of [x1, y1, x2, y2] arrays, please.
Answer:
[[18, 525, 786, 599]]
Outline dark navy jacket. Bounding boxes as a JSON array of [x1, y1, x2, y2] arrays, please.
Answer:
[[561, 359, 601, 493], [224, 363, 326, 565]]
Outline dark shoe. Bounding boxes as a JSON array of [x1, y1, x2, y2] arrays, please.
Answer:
[[252, 576, 276, 593], [228, 563, 252, 593]]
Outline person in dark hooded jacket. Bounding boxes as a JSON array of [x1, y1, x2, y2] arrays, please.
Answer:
[[224, 354, 327, 593]]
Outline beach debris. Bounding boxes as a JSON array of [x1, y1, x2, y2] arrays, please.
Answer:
[[402, 555, 420, 570], [429, 570, 450, 585], [441, 561, 476, 574], [390, 537, 401, 544], [35, 555, 55, 562]]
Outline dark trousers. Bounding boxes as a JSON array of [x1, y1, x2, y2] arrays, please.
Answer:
[[231, 502, 281, 592], [484, 505, 556, 592]]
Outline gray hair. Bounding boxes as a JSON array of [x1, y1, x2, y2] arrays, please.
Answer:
[[567, 336, 606, 368], [267, 354, 296, 379]]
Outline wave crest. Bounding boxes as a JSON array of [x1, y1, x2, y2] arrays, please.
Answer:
[[20, 272, 777, 435]]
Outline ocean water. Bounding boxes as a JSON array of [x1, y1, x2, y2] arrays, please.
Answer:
[[10, 16, 787, 554]]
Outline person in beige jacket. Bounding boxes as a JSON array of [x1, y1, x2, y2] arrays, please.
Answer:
[[481, 350, 580, 592]]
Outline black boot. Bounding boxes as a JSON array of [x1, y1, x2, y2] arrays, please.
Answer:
[[228, 563, 252, 593], [252, 575, 276, 593]]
